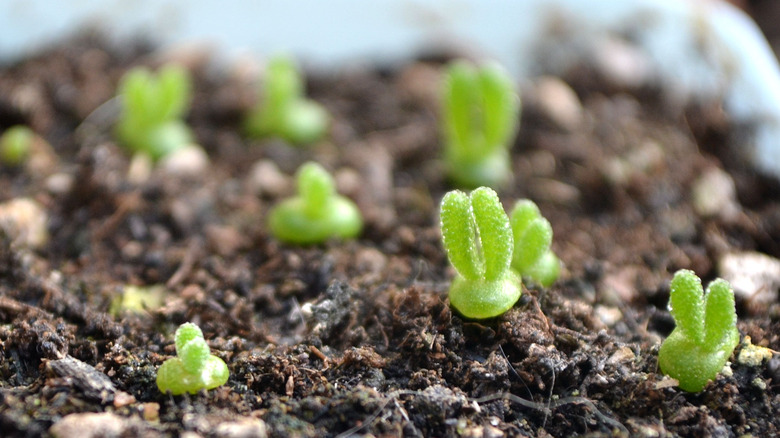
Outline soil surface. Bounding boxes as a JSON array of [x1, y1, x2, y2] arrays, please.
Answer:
[[1, 28, 779, 437]]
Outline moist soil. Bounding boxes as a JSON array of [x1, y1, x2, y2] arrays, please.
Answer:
[[0, 32, 779, 437]]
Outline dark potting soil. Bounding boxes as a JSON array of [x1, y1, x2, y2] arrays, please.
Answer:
[[0, 33, 779, 437]]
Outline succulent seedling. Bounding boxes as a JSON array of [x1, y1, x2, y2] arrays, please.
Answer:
[[509, 199, 560, 287], [115, 64, 194, 161], [0, 125, 33, 167], [658, 269, 740, 392], [156, 323, 229, 395], [244, 55, 329, 145], [440, 187, 521, 319], [441, 60, 520, 188], [268, 162, 362, 245]]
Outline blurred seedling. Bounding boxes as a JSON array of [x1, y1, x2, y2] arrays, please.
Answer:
[[244, 55, 329, 145], [268, 162, 362, 245], [115, 64, 195, 161], [441, 60, 520, 188]]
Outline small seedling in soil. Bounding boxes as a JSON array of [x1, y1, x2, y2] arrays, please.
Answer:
[[440, 187, 521, 319], [268, 161, 362, 245], [0, 125, 33, 167], [156, 322, 229, 395], [510, 199, 560, 287], [441, 60, 520, 188], [115, 64, 195, 161], [244, 55, 329, 145], [658, 269, 740, 392]]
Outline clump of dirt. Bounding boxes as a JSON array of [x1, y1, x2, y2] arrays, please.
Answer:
[[0, 33, 779, 437]]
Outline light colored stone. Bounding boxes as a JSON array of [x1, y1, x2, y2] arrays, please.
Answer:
[[0, 197, 48, 249], [534, 76, 583, 131], [591, 37, 653, 89], [595, 305, 623, 326], [214, 418, 268, 438], [692, 167, 740, 220], [247, 159, 290, 197], [50, 412, 127, 438], [45, 172, 74, 195], [159, 144, 210, 177], [718, 251, 780, 303]]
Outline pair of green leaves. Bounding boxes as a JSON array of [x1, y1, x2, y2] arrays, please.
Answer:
[[156, 323, 229, 395], [442, 61, 520, 188], [245, 56, 329, 145], [440, 188, 558, 319], [659, 270, 739, 392], [115, 65, 194, 161]]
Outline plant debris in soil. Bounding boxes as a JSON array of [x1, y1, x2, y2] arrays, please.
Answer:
[[0, 33, 779, 437]]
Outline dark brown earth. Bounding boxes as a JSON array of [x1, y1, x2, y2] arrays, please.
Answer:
[[0, 21, 779, 438]]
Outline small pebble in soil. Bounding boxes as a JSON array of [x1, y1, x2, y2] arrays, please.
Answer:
[[691, 166, 740, 220], [531, 76, 584, 131], [247, 159, 290, 197], [591, 36, 654, 89], [158, 144, 210, 177], [0, 197, 49, 249], [718, 251, 780, 306]]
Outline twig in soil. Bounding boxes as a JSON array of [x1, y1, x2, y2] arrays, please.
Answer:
[[93, 191, 143, 242], [471, 392, 628, 435], [0, 296, 53, 319], [166, 238, 203, 289]]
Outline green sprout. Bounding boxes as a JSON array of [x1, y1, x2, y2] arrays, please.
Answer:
[[510, 200, 560, 287], [658, 269, 740, 392], [156, 323, 229, 395], [244, 55, 329, 145], [109, 285, 166, 316], [268, 162, 362, 245], [441, 60, 520, 188], [115, 64, 194, 161], [440, 187, 521, 319], [0, 125, 34, 167]]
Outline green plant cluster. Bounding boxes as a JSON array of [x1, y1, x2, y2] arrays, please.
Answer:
[[441, 60, 520, 189], [244, 55, 329, 145], [440, 189, 559, 319], [658, 269, 740, 392], [156, 322, 229, 395], [268, 161, 362, 245], [115, 64, 194, 161]]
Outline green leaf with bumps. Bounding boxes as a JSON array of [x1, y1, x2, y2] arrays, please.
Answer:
[[156, 322, 229, 395], [658, 270, 740, 392], [509, 199, 560, 287], [440, 187, 521, 319]]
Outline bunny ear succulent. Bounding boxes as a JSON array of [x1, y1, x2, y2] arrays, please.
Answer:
[[440, 187, 521, 319], [658, 269, 740, 392], [244, 55, 330, 145], [268, 161, 362, 245], [115, 64, 194, 161], [509, 200, 560, 287], [156, 323, 229, 395], [441, 60, 520, 189]]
